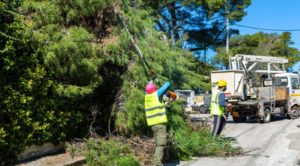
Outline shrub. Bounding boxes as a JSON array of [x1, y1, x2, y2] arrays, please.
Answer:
[[67, 138, 140, 166], [166, 101, 242, 160], [171, 128, 242, 160]]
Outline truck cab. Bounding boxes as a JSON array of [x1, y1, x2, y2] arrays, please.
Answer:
[[274, 73, 300, 95], [274, 73, 300, 118]]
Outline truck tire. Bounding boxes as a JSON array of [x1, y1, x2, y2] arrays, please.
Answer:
[[288, 107, 299, 119], [259, 107, 271, 123], [199, 105, 206, 114], [271, 115, 276, 121], [233, 116, 247, 123]]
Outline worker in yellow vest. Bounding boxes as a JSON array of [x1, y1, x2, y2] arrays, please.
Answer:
[[144, 81, 173, 166], [211, 80, 228, 138]]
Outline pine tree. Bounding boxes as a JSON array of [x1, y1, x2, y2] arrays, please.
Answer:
[[214, 32, 300, 68], [0, 0, 249, 163]]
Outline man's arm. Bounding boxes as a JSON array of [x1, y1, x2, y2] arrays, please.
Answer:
[[218, 93, 226, 107], [157, 81, 171, 97], [219, 92, 230, 117]]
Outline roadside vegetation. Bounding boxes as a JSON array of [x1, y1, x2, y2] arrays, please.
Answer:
[[67, 138, 140, 166], [67, 101, 242, 165], [67, 130, 242, 165], [172, 128, 242, 160], [8, 0, 300, 165]]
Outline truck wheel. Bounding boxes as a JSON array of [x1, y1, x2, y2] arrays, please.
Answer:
[[199, 105, 206, 114], [233, 116, 247, 123], [288, 107, 299, 119], [271, 115, 276, 121], [260, 107, 271, 123]]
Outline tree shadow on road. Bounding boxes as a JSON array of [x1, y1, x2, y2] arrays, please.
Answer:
[[163, 160, 180, 166], [226, 115, 288, 124]]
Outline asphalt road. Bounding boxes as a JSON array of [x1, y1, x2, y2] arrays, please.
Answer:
[[171, 115, 300, 166]]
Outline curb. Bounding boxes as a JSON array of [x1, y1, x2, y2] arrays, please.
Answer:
[[62, 156, 86, 166]]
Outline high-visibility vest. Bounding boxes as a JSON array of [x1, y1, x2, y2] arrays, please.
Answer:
[[144, 92, 168, 126], [210, 89, 225, 116]]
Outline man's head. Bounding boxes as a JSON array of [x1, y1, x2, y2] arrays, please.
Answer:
[[217, 80, 227, 91], [205, 90, 209, 95], [145, 83, 156, 94]]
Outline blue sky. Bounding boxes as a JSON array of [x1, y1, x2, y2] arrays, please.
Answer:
[[231, 0, 300, 71], [156, 0, 300, 70]]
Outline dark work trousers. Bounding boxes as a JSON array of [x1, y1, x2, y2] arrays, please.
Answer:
[[212, 115, 226, 138], [151, 124, 167, 166]]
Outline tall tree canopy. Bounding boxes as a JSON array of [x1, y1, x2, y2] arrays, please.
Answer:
[[213, 32, 300, 68], [155, 0, 251, 54], [0, 0, 253, 163]]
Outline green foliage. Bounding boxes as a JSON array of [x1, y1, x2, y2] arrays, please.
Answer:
[[0, 1, 48, 162], [0, 0, 119, 163], [214, 32, 300, 68], [67, 138, 140, 166], [171, 128, 242, 160], [164, 100, 241, 160], [143, 0, 251, 21], [114, 7, 210, 135], [23, 0, 119, 26], [24, 4, 104, 97], [0, 0, 231, 163], [152, 0, 251, 53], [186, 0, 252, 21]]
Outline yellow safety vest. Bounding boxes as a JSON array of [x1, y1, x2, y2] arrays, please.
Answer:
[[144, 92, 168, 126], [210, 89, 225, 116]]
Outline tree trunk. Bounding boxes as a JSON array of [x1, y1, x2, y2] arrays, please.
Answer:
[[168, 2, 178, 46]]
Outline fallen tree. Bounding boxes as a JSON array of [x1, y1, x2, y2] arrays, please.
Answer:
[[0, 1, 243, 164]]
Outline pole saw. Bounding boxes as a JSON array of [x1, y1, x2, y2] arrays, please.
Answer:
[[115, 13, 158, 82], [115, 10, 177, 101]]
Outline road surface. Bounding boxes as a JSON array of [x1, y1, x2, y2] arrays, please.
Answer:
[[173, 115, 300, 166]]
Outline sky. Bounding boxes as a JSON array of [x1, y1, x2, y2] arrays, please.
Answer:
[[231, 0, 300, 71]]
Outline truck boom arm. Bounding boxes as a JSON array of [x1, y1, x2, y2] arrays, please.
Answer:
[[230, 54, 288, 76]]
